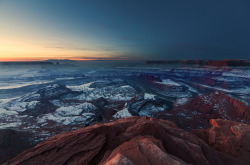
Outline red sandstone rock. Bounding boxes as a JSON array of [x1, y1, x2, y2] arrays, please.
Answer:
[[100, 136, 188, 165], [194, 119, 250, 165], [189, 93, 250, 122], [158, 92, 250, 131], [4, 117, 224, 165]]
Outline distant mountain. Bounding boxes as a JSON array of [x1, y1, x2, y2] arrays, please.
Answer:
[[0, 61, 53, 65], [146, 59, 250, 67], [44, 59, 77, 64]]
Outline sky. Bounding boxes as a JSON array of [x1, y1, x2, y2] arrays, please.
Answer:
[[0, 0, 249, 61]]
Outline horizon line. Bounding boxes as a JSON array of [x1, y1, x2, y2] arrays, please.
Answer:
[[0, 59, 249, 62]]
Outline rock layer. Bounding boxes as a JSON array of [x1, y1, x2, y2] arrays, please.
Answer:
[[101, 136, 188, 165], [4, 117, 224, 165], [158, 92, 250, 131], [194, 119, 250, 165]]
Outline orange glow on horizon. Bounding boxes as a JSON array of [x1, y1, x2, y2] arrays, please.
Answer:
[[0, 58, 129, 62], [0, 35, 124, 62], [0, 58, 128, 62]]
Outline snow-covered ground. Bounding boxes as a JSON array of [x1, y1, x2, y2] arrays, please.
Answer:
[[156, 79, 181, 86], [71, 84, 136, 101], [175, 98, 189, 105], [0, 62, 249, 144], [0, 81, 53, 90], [113, 108, 132, 118], [55, 103, 96, 116], [66, 82, 94, 92], [144, 93, 156, 100]]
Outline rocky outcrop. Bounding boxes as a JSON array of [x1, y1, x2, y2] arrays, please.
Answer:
[[194, 119, 250, 165], [190, 93, 250, 123], [158, 92, 250, 131], [4, 117, 224, 165], [100, 136, 188, 165], [137, 74, 162, 83], [226, 96, 250, 122]]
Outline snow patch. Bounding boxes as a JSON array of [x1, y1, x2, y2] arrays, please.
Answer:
[[0, 81, 52, 90], [66, 82, 94, 92], [176, 98, 188, 105], [157, 79, 180, 86], [120, 85, 130, 88], [74, 85, 136, 101], [37, 103, 97, 125], [144, 93, 156, 100], [55, 103, 96, 116], [113, 108, 132, 118], [0, 122, 22, 129], [0, 108, 18, 115]]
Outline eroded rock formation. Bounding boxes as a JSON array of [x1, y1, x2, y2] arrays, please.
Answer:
[[4, 117, 223, 165], [158, 92, 250, 131], [194, 119, 250, 165]]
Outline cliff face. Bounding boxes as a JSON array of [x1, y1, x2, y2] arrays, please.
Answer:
[[4, 117, 224, 165], [188, 93, 250, 122], [4, 117, 250, 165], [194, 119, 250, 165], [156, 92, 250, 132]]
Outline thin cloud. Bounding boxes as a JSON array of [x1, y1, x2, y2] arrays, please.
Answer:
[[71, 54, 142, 61]]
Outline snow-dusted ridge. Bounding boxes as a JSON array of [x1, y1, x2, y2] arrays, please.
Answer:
[[66, 82, 94, 92]]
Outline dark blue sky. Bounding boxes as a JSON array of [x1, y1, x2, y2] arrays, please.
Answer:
[[0, 0, 249, 60]]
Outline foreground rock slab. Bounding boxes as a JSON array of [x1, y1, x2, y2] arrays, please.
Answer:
[[4, 117, 224, 165]]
